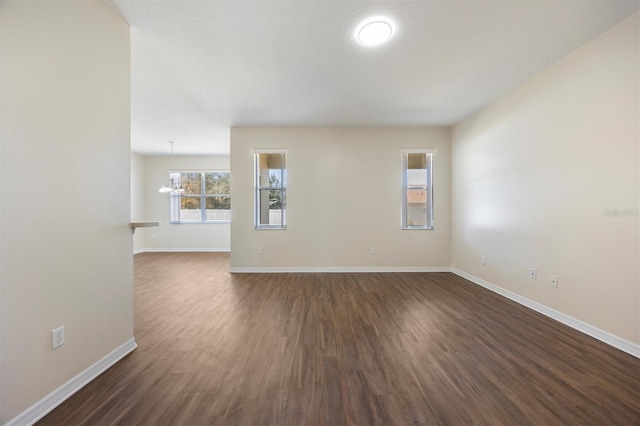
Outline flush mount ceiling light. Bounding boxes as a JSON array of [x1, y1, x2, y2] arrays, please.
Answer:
[[356, 17, 394, 46]]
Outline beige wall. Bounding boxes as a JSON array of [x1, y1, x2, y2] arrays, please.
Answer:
[[452, 13, 639, 344], [142, 155, 231, 251], [230, 128, 451, 270], [0, 0, 132, 422]]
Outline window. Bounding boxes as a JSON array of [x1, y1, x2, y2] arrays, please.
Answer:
[[401, 150, 434, 229], [254, 150, 287, 229], [169, 171, 231, 223]]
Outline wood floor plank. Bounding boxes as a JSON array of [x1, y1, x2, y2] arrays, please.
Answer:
[[38, 253, 640, 425]]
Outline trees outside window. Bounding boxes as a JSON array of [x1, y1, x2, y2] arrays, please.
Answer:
[[169, 171, 230, 223]]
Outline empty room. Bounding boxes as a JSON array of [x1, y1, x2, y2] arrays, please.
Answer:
[[1, 0, 638, 425]]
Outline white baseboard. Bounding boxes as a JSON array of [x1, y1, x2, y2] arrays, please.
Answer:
[[451, 268, 640, 359], [134, 248, 230, 254], [230, 266, 452, 273], [6, 338, 137, 426]]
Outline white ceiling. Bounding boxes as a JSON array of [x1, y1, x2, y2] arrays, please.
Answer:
[[108, 0, 639, 155]]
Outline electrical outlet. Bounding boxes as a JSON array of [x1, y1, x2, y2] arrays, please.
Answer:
[[370, 247, 376, 254], [52, 326, 64, 349], [530, 268, 537, 280], [257, 247, 263, 255], [481, 256, 486, 265], [551, 275, 558, 288]]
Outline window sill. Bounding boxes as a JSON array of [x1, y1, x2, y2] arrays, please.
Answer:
[[401, 226, 434, 230], [170, 221, 231, 225]]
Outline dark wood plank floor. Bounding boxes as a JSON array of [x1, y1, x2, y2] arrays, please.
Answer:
[[39, 252, 640, 425]]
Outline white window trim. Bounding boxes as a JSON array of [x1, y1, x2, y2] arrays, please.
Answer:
[[169, 170, 231, 224], [254, 150, 287, 230], [401, 150, 435, 230], [400, 148, 437, 154]]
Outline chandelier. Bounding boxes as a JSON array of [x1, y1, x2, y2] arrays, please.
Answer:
[[158, 141, 185, 193]]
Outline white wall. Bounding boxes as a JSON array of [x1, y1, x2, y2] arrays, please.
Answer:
[[0, 0, 133, 422], [452, 13, 639, 344], [142, 155, 231, 251], [131, 153, 146, 253], [230, 128, 451, 271]]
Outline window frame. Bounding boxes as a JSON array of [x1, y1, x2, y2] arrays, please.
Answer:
[[169, 171, 231, 224], [253, 149, 288, 230], [401, 149, 435, 230]]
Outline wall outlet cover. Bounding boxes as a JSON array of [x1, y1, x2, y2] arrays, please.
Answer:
[[52, 326, 65, 349]]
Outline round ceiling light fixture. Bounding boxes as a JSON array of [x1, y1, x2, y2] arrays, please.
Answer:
[[356, 17, 394, 46]]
